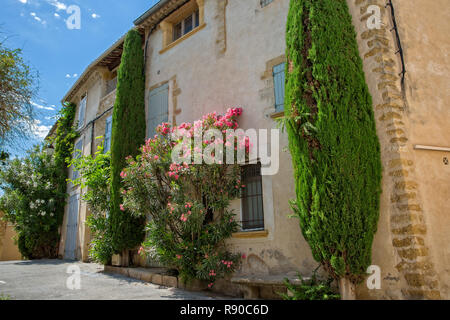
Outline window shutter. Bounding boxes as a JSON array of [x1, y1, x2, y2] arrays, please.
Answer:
[[78, 95, 87, 129], [147, 83, 169, 138], [72, 139, 83, 180], [104, 115, 113, 153], [273, 63, 285, 112]]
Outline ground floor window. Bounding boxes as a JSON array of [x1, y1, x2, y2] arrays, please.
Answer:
[[241, 163, 264, 230]]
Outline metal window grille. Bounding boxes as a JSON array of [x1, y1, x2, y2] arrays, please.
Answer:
[[273, 62, 285, 112], [260, 0, 274, 8], [241, 163, 264, 230]]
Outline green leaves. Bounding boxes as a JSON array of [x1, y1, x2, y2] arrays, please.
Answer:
[[109, 29, 147, 253], [0, 145, 66, 259], [281, 271, 340, 300], [0, 41, 39, 149], [285, 0, 382, 283]]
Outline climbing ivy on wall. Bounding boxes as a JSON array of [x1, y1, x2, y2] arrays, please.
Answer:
[[284, 0, 382, 285], [109, 29, 146, 254]]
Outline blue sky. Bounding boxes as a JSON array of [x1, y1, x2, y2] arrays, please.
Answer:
[[1, 0, 159, 157]]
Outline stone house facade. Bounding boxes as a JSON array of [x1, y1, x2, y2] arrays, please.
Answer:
[[56, 0, 449, 299]]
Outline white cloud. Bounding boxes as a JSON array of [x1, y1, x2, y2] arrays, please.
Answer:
[[30, 12, 46, 24], [65, 73, 78, 79], [54, 13, 60, 18], [47, 0, 67, 11], [18, 0, 27, 4], [31, 101, 55, 111], [91, 13, 100, 19], [32, 120, 52, 140]]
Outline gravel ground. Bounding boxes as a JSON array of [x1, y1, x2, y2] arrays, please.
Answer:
[[0, 259, 232, 300]]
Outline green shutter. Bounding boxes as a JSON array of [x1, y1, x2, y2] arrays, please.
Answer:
[[273, 63, 285, 112]]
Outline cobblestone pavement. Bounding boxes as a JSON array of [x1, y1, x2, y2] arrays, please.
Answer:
[[0, 259, 232, 300]]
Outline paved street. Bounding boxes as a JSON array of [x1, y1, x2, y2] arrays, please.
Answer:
[[0, 260, 231, 300]]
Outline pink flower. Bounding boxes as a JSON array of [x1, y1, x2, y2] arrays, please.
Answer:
[[242, 254, 247, 259], [120, 204, 125, 211], [154, 155, 159, 161], [208, 283, 214, 288], [120, 171, 127, 178], [176, 255, 182, 260]]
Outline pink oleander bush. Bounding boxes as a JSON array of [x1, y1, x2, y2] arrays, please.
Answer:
[[121, 108, 249, 286]]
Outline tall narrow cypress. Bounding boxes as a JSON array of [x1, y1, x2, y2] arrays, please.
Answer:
[[109, 29, 146, 256], [285, 0, 382, 297]]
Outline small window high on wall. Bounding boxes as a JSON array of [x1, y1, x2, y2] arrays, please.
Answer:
[[173, 9, 200, 41], [241, 163, 265, 231]]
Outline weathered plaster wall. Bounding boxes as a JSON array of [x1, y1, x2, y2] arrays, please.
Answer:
[[0, 225, 21, 261], [348, 0, 449, 299], [144, 0, 317, 276], [395, 0, 450, 299]]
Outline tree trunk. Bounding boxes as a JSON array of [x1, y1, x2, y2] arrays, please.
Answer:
[[339, 277, 356, 300], [121, 249, 129, 267]]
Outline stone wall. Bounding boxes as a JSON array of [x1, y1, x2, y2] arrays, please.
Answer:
[[348, 0, 449, 299]]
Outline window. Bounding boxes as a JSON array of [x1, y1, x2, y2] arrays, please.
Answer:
[[241, 163, 264, 231], [261, 0, 274, 8], [105, 76, 117, 96], [104, 115, 113, 153], [78, 95, 87, 129], [173, 9, 200, 41], [72, 139, 83, 180], [273, 63, 285, 112], [147, 83, 169, 138]]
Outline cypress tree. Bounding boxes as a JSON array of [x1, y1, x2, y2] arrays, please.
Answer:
[[285, 0, 382, 295], [109, 29, 146, 256]]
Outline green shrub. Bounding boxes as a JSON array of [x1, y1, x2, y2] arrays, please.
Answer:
[[284, 0, 382, 284], [121, 109, 247, 287], [69, 143, 113, 264], [0, 294, 11, 300], [0, 145, 67, 259], [109, 29, 146, 254], [280, 272, 340, 300]]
